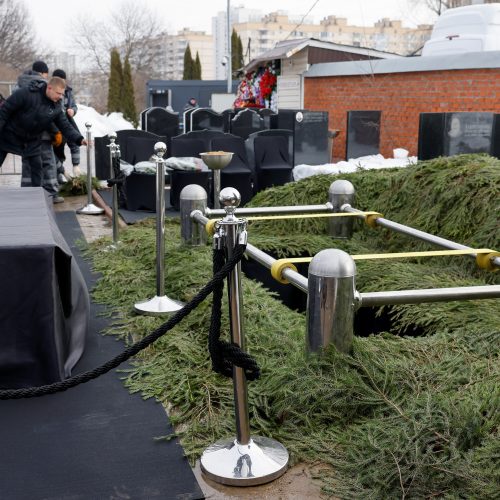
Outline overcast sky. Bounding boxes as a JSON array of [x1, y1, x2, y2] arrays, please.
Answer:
[[23, 0, 435, 51]]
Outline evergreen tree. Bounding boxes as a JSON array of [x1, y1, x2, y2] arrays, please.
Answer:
[[107, 48, 123, 112], [122, 56, 137, 127], [231, 29, 244, 75], [183, 44, 194, 80], [193, 52, 202, 80]]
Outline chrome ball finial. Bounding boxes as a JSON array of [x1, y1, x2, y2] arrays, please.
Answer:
[[85, 122, 92, 129], [154, 142, 167, 158], [219, 187, 241, 216]]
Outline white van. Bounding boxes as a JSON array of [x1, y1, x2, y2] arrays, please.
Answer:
[[422, 3, 500, 56]]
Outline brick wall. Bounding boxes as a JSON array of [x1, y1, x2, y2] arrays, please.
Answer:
[[304, 68, 500, 161]]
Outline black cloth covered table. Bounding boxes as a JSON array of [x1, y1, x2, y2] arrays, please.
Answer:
[[0, 187, 89, 389]]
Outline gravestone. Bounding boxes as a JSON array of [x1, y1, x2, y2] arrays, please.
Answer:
[[230, 108, 265, 139], [491, 114, 500, 159], [418, 113, 446, 160], [94, 136, 111, 180], [144, 107, 179, 138], [140, 108, 150, 130], [346, 110, 381, 160], [418, 112, 496, 160], [444, 112, 494, 155], [190, 108, 224, 132], [182, 108, 195, 133], [221, 109, 235, 132], [258, 108, 276, 129], [271, 109, 329, 165], [116, 130, 167, 165]]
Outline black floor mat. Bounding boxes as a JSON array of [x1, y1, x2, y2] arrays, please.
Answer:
[[98, 189, 180, 224], [0, 211, 204, 500]]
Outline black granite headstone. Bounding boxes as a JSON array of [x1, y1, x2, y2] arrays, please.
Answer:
[[346, 110, 381, 160], [221, 109, 235, 132], [183, 109, 195, 133], [230, 109, 265, 139], [444, 112, 494, 155], [140, 108, 150, 130], [190, 108, 224, 132], [271, 109, 329, 165], [116, 130, 167, 164], [144, 107, 179, 138], [418, 112, 496, 160], [257, 108, 276, 129], [418, 113, 446, 160], [94, 136, 111, 180], [491, 114, 500, 159]]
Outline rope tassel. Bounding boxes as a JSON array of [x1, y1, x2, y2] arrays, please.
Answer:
[[209, 247, 260, 381]]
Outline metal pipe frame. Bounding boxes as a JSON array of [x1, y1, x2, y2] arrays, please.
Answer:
[[205, 203, 333, 218], [194, 211, 499, 303], [342, 204, 500, 269], [245, 243, 309, 293], [192, 210, 309, 293], [359, 285, 500, 307]]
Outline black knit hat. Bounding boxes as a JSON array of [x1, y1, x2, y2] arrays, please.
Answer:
[[32, 60, 49, 74], [53, 69, 66, 80]]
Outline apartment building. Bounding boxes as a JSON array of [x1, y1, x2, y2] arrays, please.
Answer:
[[147, 28, 215, 81], [214, 7, 432, 78], [132, 8, 431, 82], [45, 52, 77, 77]]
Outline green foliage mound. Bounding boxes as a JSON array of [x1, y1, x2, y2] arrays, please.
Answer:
[[59, 175, 100, 196], [88, 155, 499, 498]]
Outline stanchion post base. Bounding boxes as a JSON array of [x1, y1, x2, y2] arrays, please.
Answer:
[[134, 295, 184, 316], [76, 203, 104, 215], [200, 436, 289, 487]]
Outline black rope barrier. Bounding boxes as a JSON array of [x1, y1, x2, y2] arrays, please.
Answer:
[[107, 154, 127, 207], [0, 243, 247, 400], [208, 248, 260, 380]]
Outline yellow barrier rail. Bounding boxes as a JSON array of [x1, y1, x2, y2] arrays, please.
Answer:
[[269, 249, 499, 282]]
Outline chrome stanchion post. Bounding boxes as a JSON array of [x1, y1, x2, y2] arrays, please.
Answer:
[[307, 249, 356, 354], [76, 122, 104, 215], [328, 180, 355, 238], [106, 133, 121, 246], [180, 184, 208, 246], [134, 142, 184, 315], [200, 152, 233, 209], [200, 187, 289, 487]]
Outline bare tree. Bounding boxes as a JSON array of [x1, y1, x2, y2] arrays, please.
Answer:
[[0, 0, 36, 70], [72, 0, 163, 75]]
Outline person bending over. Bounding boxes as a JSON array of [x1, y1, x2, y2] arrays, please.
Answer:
[[0, 76, 86, 190]]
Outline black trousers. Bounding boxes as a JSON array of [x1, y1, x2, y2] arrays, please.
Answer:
[[0, 147, 43, 187]]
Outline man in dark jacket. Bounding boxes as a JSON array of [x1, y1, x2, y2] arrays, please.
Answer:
[[51, 68, 81, 182], [0, 76, 85, 188], [16, 60, 49, 90]]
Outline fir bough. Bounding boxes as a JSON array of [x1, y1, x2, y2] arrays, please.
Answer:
[[87, 155, 500, 498]]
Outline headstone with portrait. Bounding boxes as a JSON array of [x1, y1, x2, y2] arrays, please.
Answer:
[[418, 112, 499, 160], [444, 112, 494, 155], [271, 109, 329, 165]]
